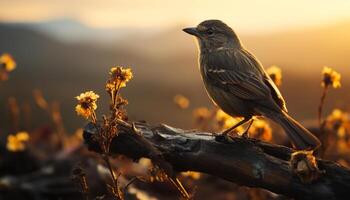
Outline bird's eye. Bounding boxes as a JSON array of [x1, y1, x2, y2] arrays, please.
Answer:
[[207, 28, 214, 36]]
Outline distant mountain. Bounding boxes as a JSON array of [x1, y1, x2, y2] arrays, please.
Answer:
[[1, 19, 160, 44], [5, 19, 350, 75], [0, 24, 155, 131]]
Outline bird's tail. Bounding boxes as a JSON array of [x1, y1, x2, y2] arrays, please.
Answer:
[[268, 111, 321, 150]]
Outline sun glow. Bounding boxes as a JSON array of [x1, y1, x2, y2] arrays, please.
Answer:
[[1, 0, 350, 32]]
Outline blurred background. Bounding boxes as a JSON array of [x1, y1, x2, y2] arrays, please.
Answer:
[[1, 1, 350, 200], [1, 0, 349, 133]]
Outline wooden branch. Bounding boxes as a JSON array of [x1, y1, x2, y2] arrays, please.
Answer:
[[83, 122, 350, 200]]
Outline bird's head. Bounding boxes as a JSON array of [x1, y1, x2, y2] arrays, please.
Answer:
[[183, 20, 241, 51]]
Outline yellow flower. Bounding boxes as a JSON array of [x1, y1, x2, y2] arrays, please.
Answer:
[[139, 158, 153, 169], [181, 171, 201, 180], [266, 65, 282, 86], [193, 107, 211, 122], [128, 186, 157, 200], [322, 66, 341, 88], [105, 81, 115, 94], [215, 109, 243, 132], [326, 109, 348, 138], [0, 53, 16, 72], [75, 91, 99, 119], [249, 119, 272, 141], [109, 66, 133, 88], [16, 131, 29, 141], [7, 131, 30, 152], [173, 94, 190, 109], [327, 109, 348, 127]]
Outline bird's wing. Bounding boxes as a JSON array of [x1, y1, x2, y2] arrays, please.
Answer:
[[206, 68, 269, 100], [263, 75, 288, 112], [205, 49, 287, 112]]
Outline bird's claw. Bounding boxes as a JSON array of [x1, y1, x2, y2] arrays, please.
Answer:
[[215, 132, 235, 143], [241, 131, 249, 139]]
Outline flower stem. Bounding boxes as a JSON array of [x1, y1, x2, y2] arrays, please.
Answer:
[[103, 155, 123, 200], [318, 86, 328, 128], [113, 82, 122, 108], [169, 177, 190, 199], [91, 111, 97, 124]]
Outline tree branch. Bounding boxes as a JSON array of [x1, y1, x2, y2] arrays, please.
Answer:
[[83, 122, 350, 200]]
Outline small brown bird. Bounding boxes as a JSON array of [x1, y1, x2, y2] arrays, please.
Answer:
[[183, 20, 321, 150]]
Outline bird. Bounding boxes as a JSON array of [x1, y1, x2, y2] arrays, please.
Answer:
[[183, 20, 321, 150]]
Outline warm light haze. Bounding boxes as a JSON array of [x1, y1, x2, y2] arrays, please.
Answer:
[[1, 1, 350, 200], [1, 0, 350, 32]]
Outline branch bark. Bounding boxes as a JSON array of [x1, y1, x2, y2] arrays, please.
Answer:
[[83, 121, 350, 200]]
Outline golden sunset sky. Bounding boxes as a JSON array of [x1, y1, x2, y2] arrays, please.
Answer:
[[1, 0, 350, 32]]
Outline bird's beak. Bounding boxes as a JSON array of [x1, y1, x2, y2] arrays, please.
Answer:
[[183, 27, 199, 37]]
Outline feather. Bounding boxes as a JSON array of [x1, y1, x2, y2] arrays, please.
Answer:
[[203, 48, 287, 113]]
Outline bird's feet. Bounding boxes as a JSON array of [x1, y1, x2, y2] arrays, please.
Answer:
[[215, 134, 231, 143], [241, 130, 249, 139], [215, 130, 236, 143], [240, 119, 253, 139], [221, 127, 233, 136]]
